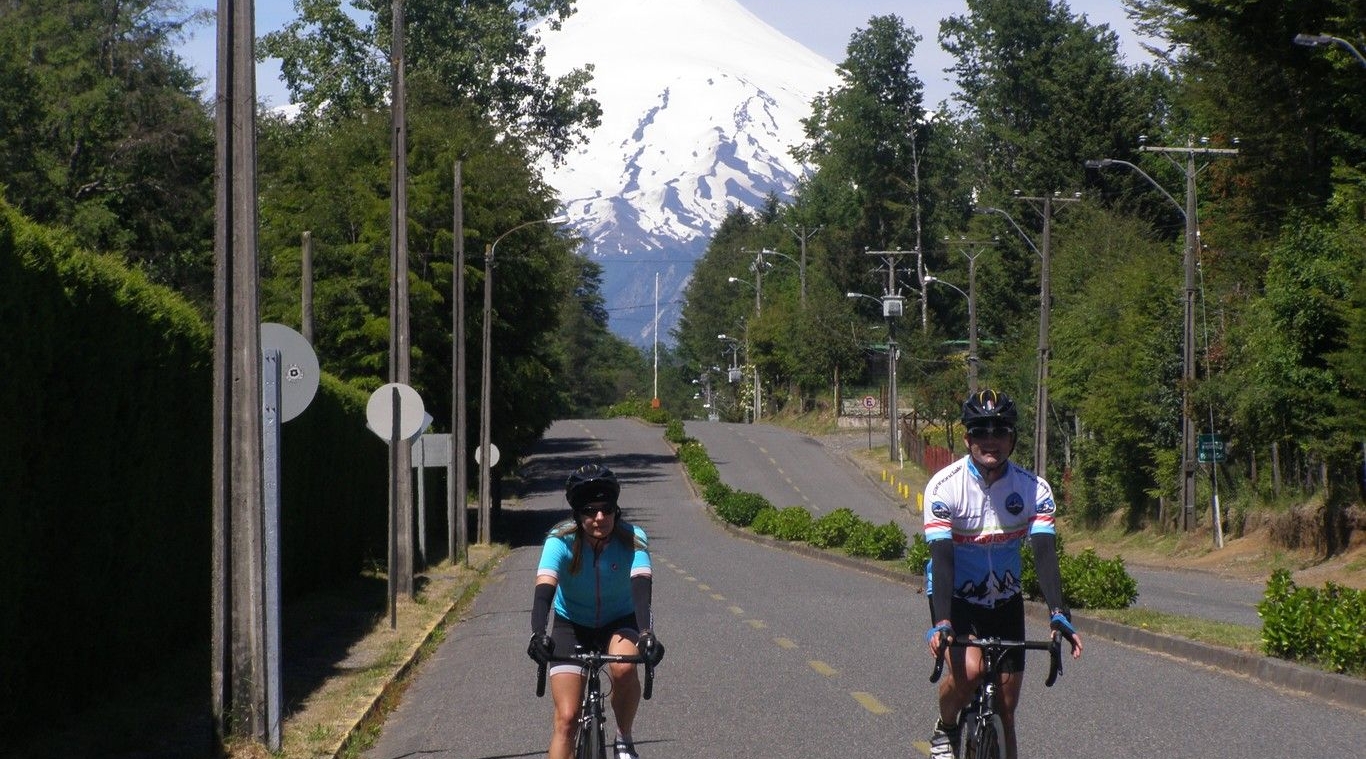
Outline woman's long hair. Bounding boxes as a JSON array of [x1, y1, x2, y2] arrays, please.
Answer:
[[548, 513, 646, 574]]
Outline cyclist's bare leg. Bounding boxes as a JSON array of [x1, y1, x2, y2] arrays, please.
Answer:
[[996, 669, 1024, 759], [548, 671, 585, 759], [936, 645, 984, 724], [607, 631, 642, 740]]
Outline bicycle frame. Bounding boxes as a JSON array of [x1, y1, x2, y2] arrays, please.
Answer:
[[536, 647, 655, 759], [930, 635, 1062, 759]]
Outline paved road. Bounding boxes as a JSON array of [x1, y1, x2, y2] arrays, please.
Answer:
[[361, 419, 1365, 759], [695, 421, 1267, 629]]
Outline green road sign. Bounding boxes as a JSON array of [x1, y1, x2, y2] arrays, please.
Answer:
[[1198, 433, 1226, 463]]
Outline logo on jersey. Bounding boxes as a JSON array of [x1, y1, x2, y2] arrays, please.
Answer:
[[1005, 492, 1025, 516], [1036, 497, 1056, 516], [931, 501, 952, 519]]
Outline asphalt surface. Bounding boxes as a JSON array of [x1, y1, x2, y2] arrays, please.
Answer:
[[357, 419, 1364, 759]]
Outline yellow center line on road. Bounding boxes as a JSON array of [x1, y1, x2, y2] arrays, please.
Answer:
[[711, 594, 726, 601], [808, 660, 837, 676], [774, 637, 798, 649], [747, 619, 768, 629], [728, 606, 745, 615], [911, 740, 931, 756], [697, 584, 710, 591], [851, 692, 892, 714], [684, 576, 696, 582]]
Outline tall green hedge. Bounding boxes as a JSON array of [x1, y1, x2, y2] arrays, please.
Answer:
[[0, 201, 388, 741]]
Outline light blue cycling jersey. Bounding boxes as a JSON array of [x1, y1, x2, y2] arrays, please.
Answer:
[[537, 523, 652, 628], [923, 455, 1056, 607]]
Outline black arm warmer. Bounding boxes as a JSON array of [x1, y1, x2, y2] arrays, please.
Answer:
[[929, 539, 956, 623], [1030, 533, 1067, 613], [631, 575, 653, 632], [531, 582, 556, 635]]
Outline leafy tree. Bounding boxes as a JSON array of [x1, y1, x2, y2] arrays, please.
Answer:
[[256, 103, 571, 460], [0, 0, 216, 300], [796, 15, 940, 289], [1049, 207, 1181, 522], [555, 254, 654, 416], [259, 0, 601, 161]]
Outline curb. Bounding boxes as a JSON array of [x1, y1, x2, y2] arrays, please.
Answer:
[[327, 547, 509, 758], [711, 514, 1366, 714]]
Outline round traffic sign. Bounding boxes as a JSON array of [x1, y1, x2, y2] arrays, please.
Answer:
[[473, 443, 500, 468], [862, 395, 877, 409], [261, 322, 320, 422], [366, 383, 426, 441]]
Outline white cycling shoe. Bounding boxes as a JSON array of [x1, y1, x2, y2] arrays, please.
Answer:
[[613, 739, 639, 759]]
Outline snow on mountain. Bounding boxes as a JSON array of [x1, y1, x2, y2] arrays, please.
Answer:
[[535, 0, 839, 345]]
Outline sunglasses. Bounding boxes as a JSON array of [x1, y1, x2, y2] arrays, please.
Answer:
[[967, 425, 1014, 440], [576, 504, 618, 518]]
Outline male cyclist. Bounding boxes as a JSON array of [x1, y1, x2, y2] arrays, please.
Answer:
[[528, 463, 664, 759], [923, 390, 1082, 759]]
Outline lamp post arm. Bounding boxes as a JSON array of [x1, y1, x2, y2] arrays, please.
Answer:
[[975, 206, 1040, 257], [1087, 158, 1185, 218], [1295, 33, 1366, 67], [922, 276, 969, 301]]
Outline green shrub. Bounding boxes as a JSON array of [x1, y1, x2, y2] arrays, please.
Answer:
[[715, 491, 772, 527], [771, 506, 814, 541], [678, 442, 719, 487], [1058, 548, 1138, 609], [605, 399, 648, 418], [1020, 535, 1137, 610], [808, 508, 861, 549], [664, 419, 688, 444], [845, 520, 908, 560], [641, 406, 671, 425], [1260, 570, 1366, 675], [750, 506, 780, 535], [904, 533, 931, 574], [702, 480, 732, 506]]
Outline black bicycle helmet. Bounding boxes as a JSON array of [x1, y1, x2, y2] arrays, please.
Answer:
[[565, 463, 620, 509], [961, 389, 1018, 428]]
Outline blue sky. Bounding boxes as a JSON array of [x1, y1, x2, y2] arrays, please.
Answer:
[[178, 1, 1156, 109]]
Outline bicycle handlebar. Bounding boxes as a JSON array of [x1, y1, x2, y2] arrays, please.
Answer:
[[929, 634, 1063, 687], [535, 649, 656, 700]]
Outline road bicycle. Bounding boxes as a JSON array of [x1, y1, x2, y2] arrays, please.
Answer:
[[930, 634, 1063, 759], [536, 647, 656, 759]]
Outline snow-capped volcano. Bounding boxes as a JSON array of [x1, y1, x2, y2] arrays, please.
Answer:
[[536, 0, 839, 344]]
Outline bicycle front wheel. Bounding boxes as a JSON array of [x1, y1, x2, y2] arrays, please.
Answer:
[[576, 716, 606, 759], [969, 714, 1006, 759]]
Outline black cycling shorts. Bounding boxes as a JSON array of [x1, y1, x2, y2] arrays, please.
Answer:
[[929, 594, 1028, 673], [547, 613, 638, 677]]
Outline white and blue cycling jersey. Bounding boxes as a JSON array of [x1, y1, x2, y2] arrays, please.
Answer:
[[537, 524, 652, 628], [923, 455, 1056, 607]]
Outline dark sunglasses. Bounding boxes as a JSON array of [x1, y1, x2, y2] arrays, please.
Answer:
[[967, 425, 1014, 440], [575, 504, 618, 517]]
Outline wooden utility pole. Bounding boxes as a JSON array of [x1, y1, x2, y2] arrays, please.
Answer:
[[212, 0, 265, 746], [301, 231, 313, 343], [450, 161, 469, 564], [1012, 192, 1079, 478], [1138, 139, 1238, 533], [388, 0, 414, 596]]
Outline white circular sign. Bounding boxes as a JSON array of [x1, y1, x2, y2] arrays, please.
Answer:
[[366, 383, 426, 441], [261, 322, 320, 422], [862, 395, 877, 409], [473, 443, 500, 467]]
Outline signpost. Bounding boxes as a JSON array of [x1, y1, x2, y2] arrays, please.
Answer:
[[1197, 433, 1226, 463]]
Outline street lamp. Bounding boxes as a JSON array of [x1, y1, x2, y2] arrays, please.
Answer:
[[848, 291, 903, 461], [1294, 33, 1366, 67], [478, 214, 566, 544], [976, 195, 1078, 478], [717, 333, 751, 422], [921, 275, 978, 394], [753, 247, 807, 307], [1087, 139, 1236, 538]]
